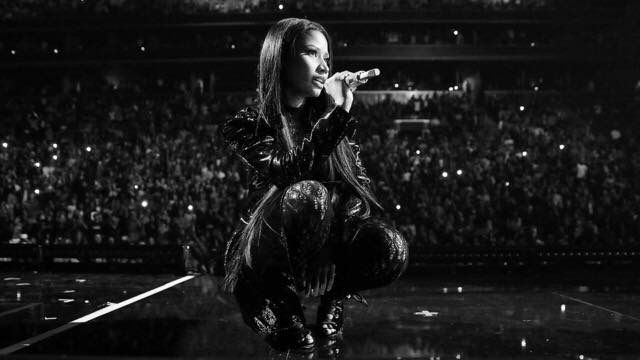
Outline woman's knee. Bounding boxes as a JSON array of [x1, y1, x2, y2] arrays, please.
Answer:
[[352, 218, 409, 280], [282, 180, 330, 219]]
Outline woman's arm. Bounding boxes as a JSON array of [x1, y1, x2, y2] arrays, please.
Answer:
[[221, 106, 357, 188]]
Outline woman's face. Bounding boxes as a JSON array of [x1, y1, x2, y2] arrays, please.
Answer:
[[284, 30, 330, 100]]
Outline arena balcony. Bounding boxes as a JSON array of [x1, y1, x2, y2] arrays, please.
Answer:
[[1, 0, 630, 25]]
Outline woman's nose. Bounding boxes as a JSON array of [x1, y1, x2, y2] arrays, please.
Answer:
[[317, 59, 328, 73]]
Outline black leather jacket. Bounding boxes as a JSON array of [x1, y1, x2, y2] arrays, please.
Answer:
[[221, 104, 373, 222]]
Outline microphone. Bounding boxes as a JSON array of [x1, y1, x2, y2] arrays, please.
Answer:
[[344, 68, 381, 91]]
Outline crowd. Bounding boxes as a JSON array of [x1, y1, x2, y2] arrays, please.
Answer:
[[1, 74, 638, 250], [1, 0, 561, 22], [3, 24, 613, 65], [353, 92, 640, 247]]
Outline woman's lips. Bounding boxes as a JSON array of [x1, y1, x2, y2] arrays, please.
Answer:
[[313, 79, 324, 87]]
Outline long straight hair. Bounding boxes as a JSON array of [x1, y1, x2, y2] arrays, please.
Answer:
[[222, 18, 383, 293]]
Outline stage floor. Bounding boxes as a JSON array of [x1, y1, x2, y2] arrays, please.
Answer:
[[1, 268, 640, 359]]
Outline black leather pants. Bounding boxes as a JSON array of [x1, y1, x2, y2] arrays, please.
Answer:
[[232, 180, 409, 337]]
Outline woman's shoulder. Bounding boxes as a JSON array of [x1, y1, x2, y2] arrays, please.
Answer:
[[228, 105, 261, 124], [223, 106, 265, 136]]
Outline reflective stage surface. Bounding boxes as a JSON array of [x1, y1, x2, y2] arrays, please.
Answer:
[[1, 268, 640, 359]]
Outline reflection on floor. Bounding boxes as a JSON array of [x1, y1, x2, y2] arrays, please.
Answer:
[[1, 267, 640, 359]]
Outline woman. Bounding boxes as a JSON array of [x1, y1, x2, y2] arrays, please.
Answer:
[[220, 18, 408, 352]]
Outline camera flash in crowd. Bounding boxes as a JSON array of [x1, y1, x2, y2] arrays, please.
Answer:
[[2, 142, 7, 148], [521, 338, 527, 348], [448, 86, 454, 91], [456, 169, 463, 176], [395, 204, 401, 210], [34, 162, 41, 168], [534, 86, 539, 91], [52, 155, 58, 160], [10, 50, 16, 55], [141, 200, 148, 208], [454, 85, 459, 90], [53, 48, 59, 54], [559, 144, 565, 150], [530, 42, 536, 47], [86, 146, 92, 152], [188, 204, 194, 211], [522, 151, 528, 157], [561, 304, 566, 312], [278, 3, 284, 10], [34, 189, 40, 195], [442, 171, 448, 178], [52, 143, 58, 148], [453, 29, 459, 36], [457, 286, 463, 293], [140, 46, 146, 52], [134, 184, 139, 190], [506, 181, 510, 187], [394, 83, 399, 88], [519, 105, 525, 111], [416, 150, 420, 155]]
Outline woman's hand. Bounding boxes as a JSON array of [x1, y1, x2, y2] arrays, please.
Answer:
[[323, 71, 354, 113], [300, 245, 336, 297]]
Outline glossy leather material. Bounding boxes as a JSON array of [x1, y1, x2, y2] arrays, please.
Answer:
[[221, 105, 357, 190], [229, 180, 409, 351], [221, 105, 409, 351], [221, 105, 372, 225]]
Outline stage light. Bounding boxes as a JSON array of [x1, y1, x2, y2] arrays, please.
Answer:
[[141, 200, 148, 208], [188, 204, 194, 211], [86, 146, 92, 152], [2, 142, 7, 148], [395, 204, 401, 210], [559, 144, 565, 150], [52, 155, 58, 160], [416, 150, 420, 155], [442, 171, 448, 178], [456, 169, 462, 176], [34, 189, 40, 195], [34, 162, 41, 168], [519, 105, 525, 111], [394, 83, 399, 88]]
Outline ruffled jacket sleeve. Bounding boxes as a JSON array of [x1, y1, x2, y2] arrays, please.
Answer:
[[221, 105, 358, 189]]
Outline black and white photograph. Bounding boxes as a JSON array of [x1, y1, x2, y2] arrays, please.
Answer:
[[1, 0, 639, 359]]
